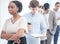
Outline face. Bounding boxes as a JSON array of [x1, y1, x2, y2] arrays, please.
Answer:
[[8, 2, 19, 15], [30, 7, 38, 14], [38, 7, 44, 13], [45, 9, 49, 13], [55, 4, 60, 10]]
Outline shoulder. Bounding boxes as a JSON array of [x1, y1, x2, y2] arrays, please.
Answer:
[[50, 10, 55, 14], [5, 18, 11, 23], [3, 18, 11, 27], [22, 17, 27, 20], [20, 16, 27, 22], [50, 10, 55, 16]]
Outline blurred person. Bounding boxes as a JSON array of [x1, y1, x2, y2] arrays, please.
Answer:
[[53, 2, 60, 44], [24, 0, 47, 44], [43, 3, 57, 44], [1, 1, 28, 44], [38, 5, 47, 44], [38, 5, 44, 14]]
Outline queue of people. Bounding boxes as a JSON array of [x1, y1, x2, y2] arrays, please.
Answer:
[[0, 0, 60, 44]]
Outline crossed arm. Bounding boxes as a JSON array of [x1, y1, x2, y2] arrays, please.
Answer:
[[1, 28, 24, 42]]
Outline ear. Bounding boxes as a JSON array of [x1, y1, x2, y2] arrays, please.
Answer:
[[17, 7, 19, 12]]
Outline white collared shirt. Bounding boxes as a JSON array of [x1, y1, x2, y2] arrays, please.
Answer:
[[53, 10, 60, 25], [24, 12, 47, 40], [44, 12, 50, 29]]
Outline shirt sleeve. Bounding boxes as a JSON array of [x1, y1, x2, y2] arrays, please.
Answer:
[[40, 15, 47, 33], [2, 19, 9, 32], [18, 17, 29, 33]]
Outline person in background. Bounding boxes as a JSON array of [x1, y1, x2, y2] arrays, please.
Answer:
[[43, 3, 57, 44], [1, 1, 28, 44], [24, 0, 47, 44], [38, 5, 44, 14], [53, 2, 60, 44], [38, 5, 47, 44]]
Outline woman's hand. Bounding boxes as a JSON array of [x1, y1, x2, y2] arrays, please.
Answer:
[[8, 34, 18, 40], [8, 34, 19, 43], [1, 31, 15, 40], [1, 31, 9, 40]]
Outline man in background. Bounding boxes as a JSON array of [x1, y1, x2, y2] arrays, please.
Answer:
[[53, 2, 60, 44], [43, 3, 57, 44]]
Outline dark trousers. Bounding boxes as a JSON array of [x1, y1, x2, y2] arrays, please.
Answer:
[[7, 36, 27, 44], [7, 40, 14, 44], [41, 40, 47, 44], [54, 26, 60, 44]]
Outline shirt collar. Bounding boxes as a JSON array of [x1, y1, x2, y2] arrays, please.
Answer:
[[44, 10, 50, 15], [30, 12, 38, 17]]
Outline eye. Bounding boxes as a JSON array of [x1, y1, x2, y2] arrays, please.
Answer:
[[8, 6, 14, 9], [8, 6, 10, 9], [11, 6, 14, 8]]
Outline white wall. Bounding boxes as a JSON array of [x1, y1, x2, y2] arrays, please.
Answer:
[[0, 0, 11, 37]]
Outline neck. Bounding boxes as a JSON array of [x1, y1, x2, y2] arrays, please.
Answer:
[[45, 11, 49, 14], [13, 13, 19, 19], [31, 12, 35, 15], [31, 11, 37, 15]]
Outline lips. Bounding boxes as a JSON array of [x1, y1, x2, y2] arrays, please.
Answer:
[[9, 11, 13, 14]]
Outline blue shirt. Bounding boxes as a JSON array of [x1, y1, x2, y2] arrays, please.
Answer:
[[24, 12, 47, 35]]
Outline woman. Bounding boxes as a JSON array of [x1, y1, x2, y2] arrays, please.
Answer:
[[1, 1, 28, 44]]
